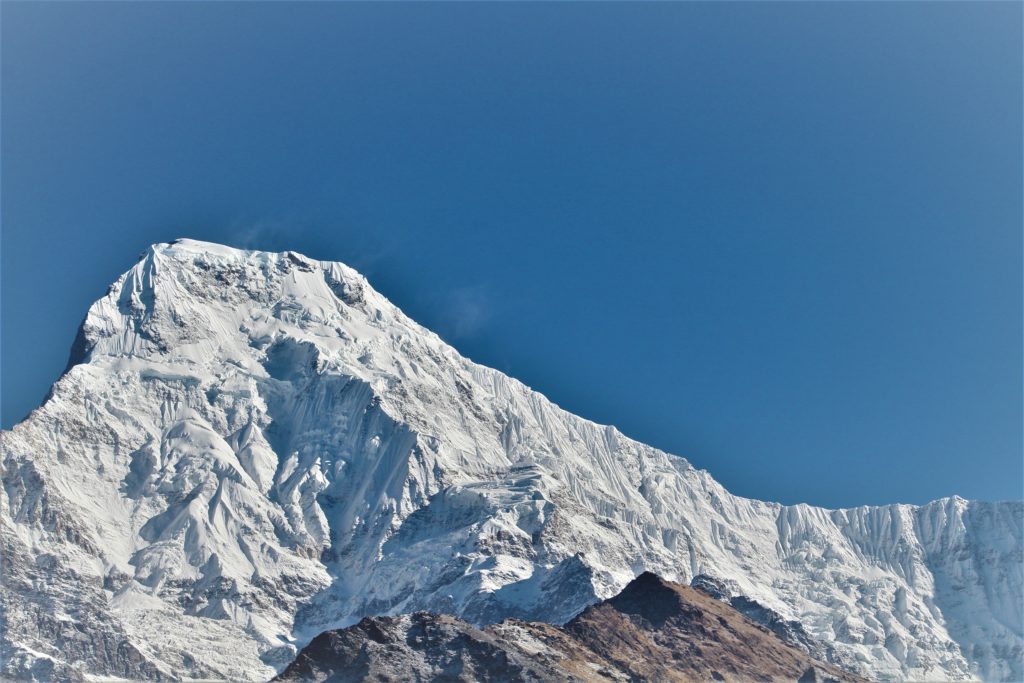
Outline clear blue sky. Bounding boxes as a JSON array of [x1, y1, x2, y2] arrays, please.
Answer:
[[2, 2, 1020, 508]]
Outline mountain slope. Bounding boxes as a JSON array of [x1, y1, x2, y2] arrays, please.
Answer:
[[1, 239, 1020, 681], [274, 572, 865, 683]]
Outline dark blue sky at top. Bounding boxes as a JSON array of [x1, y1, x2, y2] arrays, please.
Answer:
[[1, 2, 1020, 508]]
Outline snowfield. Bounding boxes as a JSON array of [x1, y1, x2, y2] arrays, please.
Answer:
[[1, 239, 1020, 681]]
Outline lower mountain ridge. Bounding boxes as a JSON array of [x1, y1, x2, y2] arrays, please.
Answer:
[[275, 572, 865, 683], [1, 240, 1020, 682]]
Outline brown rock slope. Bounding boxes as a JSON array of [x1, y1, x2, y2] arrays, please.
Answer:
[[563, 572, 862, 682], [274, 573, 864, 682]]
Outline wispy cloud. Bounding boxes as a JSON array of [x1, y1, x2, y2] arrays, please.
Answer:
[[229, 218, 303, 253], [435, 285, 492, 341], [227, 217, 398, 280]]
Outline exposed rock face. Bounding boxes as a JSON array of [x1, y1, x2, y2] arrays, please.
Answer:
[[275, 573, 864, 683], [1, 240, 1021, 681], [690, 574, 840, 668]]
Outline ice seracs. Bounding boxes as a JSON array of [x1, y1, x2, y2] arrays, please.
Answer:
[[1, 239, 1020, 681]]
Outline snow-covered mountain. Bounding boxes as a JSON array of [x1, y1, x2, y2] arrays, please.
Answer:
[[1, 239, 1020, 681]]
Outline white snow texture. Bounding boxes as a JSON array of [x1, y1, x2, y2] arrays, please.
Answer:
[[1, 240, 1020, 681]]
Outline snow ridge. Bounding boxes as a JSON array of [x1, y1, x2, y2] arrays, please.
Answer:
[[1, 239, 1020, 681]]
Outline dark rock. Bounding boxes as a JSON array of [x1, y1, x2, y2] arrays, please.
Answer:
[[276, 573, 866, 683]]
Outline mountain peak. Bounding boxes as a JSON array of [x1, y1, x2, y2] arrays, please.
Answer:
[[604, 571, 689, 627]]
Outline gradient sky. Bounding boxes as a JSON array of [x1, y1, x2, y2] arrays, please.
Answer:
[[2, 2, 1021, 508]]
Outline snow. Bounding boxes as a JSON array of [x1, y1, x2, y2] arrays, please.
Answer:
[[1, 239, 1020, 681]]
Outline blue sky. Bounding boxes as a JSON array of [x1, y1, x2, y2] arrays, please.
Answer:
[[2, 2, 1020, 507]]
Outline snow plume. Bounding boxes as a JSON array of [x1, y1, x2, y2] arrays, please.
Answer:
[[435, 284, 492, 340]]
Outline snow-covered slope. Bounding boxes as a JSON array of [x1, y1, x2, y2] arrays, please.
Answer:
[[1, 240, 1020, 681]]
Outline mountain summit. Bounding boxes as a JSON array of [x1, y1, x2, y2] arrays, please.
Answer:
[[1, 240, 1020, 681]]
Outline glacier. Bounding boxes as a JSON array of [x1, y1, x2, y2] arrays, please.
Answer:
[[0, 239, 1020, 681]]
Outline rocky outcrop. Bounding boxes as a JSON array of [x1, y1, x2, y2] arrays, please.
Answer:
[[275, 573, 864, 683]]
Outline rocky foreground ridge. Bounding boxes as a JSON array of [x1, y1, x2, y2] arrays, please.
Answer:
[[1, 240, 1020, 681], [275, 572, 864, 683]]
